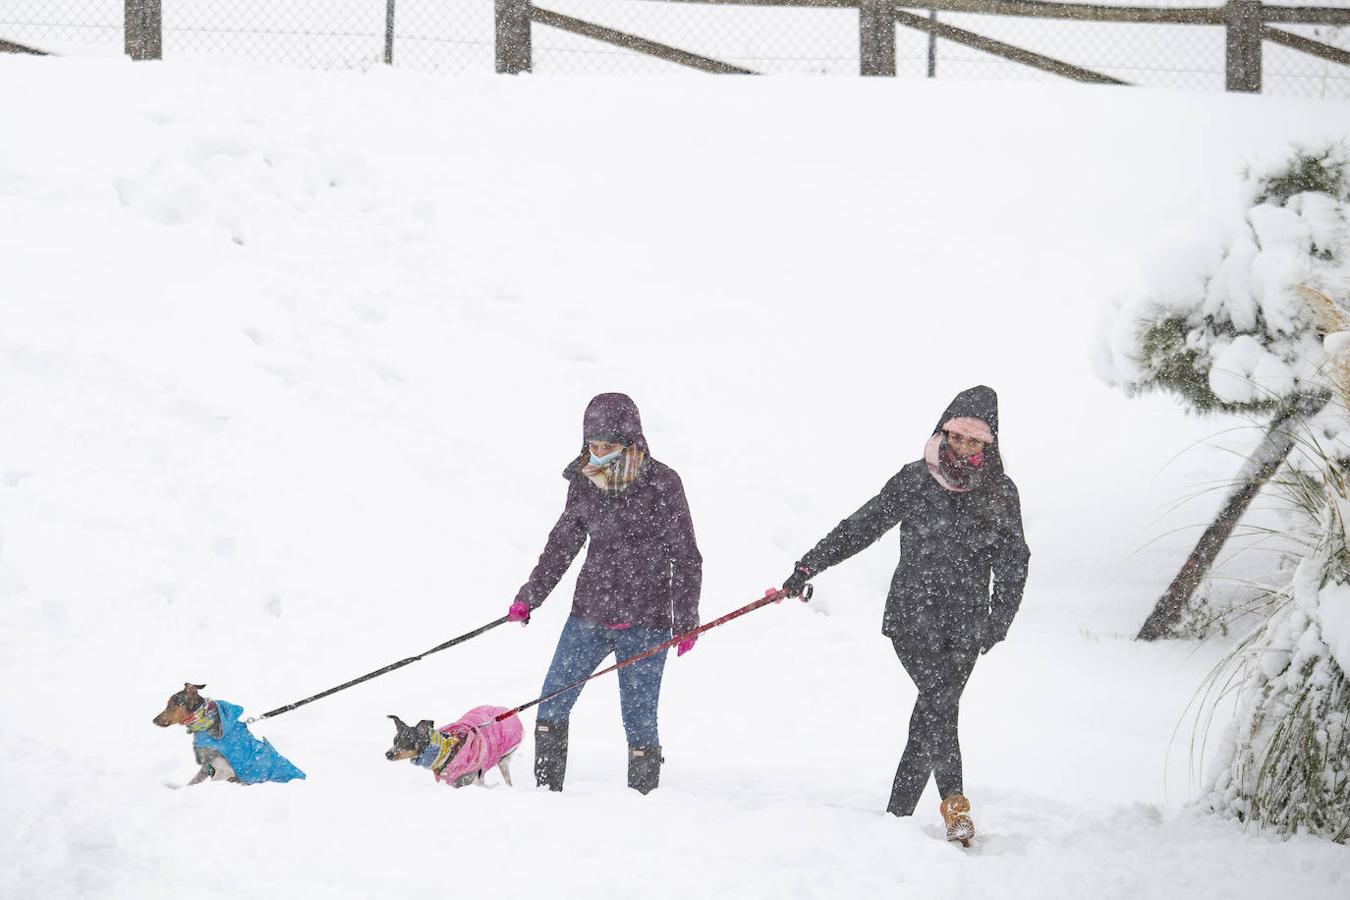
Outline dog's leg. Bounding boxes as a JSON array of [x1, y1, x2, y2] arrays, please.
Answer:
[[187, 747, 217, 786], [498, 750, 515, 787], [210, 754, 237, 783]]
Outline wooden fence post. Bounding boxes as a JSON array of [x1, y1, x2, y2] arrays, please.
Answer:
[[927, 10, 938, 78], [1224, 0, 1263, 92], [860, 0, 896, 76], [496, 0, 532, 74], [385, 0, 396, 66], [124, 0, 162, 60]]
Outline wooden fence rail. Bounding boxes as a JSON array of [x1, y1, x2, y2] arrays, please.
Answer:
[[0, 36, 47, 55], [532, 6, 759, 72], [892, 6, 1129, 83], [1265, 25, 1350, 68]]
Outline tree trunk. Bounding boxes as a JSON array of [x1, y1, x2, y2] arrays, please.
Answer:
[[1137, 392, 1329, 641]]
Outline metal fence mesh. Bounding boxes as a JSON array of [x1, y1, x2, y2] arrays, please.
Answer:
[[532, 2, 859, 74], [0, 1, 1347, 99], [390, 0, 494, 73]]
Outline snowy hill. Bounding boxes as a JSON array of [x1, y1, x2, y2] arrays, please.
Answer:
[[3, 57, 1350, 897]]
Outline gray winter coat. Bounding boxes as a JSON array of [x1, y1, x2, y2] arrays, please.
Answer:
[[797, 386, 1030, 652]]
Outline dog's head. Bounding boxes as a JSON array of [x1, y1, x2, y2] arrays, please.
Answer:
[[153, 683, 207, 727], [386, 715, 441, 762]]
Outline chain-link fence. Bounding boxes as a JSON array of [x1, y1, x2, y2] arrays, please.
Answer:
[[1, 1, 1347, 98], [918, 4, 1347, 97]]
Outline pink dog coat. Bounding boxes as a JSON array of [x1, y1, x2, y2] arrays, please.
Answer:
[[433, 705, 524, 787]]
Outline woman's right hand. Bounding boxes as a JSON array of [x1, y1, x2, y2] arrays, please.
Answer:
[[782, 564, 815, 598], [508, 601, 531, 625]]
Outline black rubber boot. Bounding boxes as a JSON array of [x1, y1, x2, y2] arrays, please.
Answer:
[[534, 720, 569, 791], [627, 745, 663, 795]]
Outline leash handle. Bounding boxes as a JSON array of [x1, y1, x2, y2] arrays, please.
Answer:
[[252, 614, 513, 721], [495, 585, 809, 724]]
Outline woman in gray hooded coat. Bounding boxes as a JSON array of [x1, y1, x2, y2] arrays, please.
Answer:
[[782, 385, 1029, 845]]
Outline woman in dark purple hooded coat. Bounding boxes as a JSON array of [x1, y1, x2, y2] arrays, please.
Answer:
[[508, 392, 702, 794], [781, 385, 1030, 845]]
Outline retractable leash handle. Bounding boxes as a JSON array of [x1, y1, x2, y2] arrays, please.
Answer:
[[244, 614, 513, 724], [493, 583, 814, 725]]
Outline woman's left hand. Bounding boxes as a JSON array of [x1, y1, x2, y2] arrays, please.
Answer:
[[676, 636, 697, 657]]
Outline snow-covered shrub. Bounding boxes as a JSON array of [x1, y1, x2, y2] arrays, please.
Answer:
[[1202, 452, 1350, 844]]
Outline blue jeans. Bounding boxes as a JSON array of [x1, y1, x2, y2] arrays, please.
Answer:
[[536, 616, 671, 748]]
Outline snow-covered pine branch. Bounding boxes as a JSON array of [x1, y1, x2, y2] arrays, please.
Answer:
[[1097, 143, 1350, 416]]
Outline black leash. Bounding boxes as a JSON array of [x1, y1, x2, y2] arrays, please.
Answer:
[[246, 615, 512, 723]]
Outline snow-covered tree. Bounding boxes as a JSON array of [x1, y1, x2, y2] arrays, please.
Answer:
[[1097, 144, 1350, 639], [1099, 143, 1348, 415], [1100, 144, 1350, 841]]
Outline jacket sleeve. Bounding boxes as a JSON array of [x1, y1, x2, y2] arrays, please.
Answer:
[[515, 477, 588, 610], [988, 479, 1030, 642], [798, 473, 907, 575], [662, 472, 703, 635]]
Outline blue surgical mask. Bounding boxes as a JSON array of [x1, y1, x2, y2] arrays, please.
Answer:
[[589, 447, 624, 467]]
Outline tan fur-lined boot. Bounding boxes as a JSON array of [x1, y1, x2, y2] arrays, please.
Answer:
[[940, 794, 975, 847]]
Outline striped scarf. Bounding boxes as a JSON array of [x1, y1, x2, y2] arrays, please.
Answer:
[[416, 730, 462, 774], [581, 445, 646, 497], [184, 700, 219, 734]]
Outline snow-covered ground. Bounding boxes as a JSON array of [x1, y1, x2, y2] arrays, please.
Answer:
[[3, 57, 1349, 897]]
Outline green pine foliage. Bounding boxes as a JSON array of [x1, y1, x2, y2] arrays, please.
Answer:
[[1135, 315, 1260, 414], [1252, 146, 1349, 210]]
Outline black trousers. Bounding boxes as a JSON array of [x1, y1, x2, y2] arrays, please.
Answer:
[[887, 641, 979, 816]]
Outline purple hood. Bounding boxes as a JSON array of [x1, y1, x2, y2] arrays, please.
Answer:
[[582, 392, 650, 454]]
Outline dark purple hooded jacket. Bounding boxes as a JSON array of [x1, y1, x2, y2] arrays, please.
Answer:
[[515, 394, 702, 634]]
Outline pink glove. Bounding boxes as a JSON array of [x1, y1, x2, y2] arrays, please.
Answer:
[[507, 601, 530, 625], [676, 636, 697, 657]]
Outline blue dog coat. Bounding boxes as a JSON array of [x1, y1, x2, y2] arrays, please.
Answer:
[[193, 700, 306, 784]]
